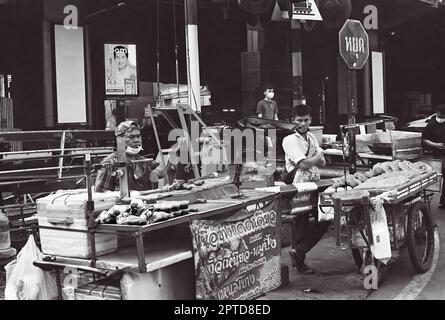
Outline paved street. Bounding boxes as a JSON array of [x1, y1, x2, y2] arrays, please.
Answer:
[[263, 192, 445, 300]]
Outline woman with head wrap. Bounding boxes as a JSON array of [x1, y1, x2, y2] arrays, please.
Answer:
[[94, 121, 165, 192]]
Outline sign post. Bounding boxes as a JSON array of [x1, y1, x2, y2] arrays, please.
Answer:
[[339, 20, 369, 174], [339, 19, 370, 124]]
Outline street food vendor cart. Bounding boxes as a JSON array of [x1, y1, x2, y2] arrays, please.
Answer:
[[321, 160, 437, 282], [30, 155, 283, 300]]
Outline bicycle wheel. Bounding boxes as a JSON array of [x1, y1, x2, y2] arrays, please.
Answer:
[[406, 202, 435, 273]]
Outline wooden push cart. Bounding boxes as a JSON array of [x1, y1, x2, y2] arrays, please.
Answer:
[[325, 171, 438, 278]]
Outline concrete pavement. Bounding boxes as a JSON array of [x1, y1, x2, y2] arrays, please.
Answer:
[[261, 226, 370, 300], [264, 193, 445, 300]]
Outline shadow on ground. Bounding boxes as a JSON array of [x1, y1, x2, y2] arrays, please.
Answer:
[[261, 227, 370, 300]]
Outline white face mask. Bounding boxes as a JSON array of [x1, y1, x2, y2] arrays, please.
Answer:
[[126, 146, 143, 155], [437, 117, 445, 124], [267, 93, 275, 100]]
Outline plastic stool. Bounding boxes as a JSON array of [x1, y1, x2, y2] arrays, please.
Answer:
[[331, 190, 372, 247]]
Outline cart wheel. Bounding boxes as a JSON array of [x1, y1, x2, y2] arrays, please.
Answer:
[[407, 202, 435, 273]]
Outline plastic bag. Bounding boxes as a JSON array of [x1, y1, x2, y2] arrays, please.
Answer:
[[369, 195, 392, 265], [4, 259, 16, 283], [4, 235, 58, 300]]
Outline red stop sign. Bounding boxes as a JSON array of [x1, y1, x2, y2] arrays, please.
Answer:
[[339, 19, 369, 70]]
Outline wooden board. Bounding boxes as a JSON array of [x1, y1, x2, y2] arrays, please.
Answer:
[[98, 242, 192, 273], [54, 238, 192, 273]]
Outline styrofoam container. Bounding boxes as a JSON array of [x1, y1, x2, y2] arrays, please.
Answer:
[[38, 216, 118, 258], [36, 190, 120, 259], [36, 190, 120, 219]]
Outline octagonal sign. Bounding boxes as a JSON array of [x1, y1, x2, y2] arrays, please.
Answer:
[[339, 19, 369, 70]]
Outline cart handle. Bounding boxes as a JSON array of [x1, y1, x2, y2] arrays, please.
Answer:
[[33, 260, 130, 279], [34, 260, 107, 275], [47, 217, 74, 226]]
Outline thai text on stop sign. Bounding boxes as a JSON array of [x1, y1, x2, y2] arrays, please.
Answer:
[[344, 37, 366, 54]]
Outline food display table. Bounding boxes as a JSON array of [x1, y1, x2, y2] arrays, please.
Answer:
[[33, 177, 282, 300]]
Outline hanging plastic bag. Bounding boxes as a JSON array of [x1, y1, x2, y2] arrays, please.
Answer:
[[4, 258, 17, 283], [369, 193, 393, 265], [4, 235, 58, 300]]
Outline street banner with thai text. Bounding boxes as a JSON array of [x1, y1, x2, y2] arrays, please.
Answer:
[[190, 198, 281, 300]]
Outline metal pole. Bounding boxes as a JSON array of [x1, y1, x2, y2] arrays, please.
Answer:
[[177, 106, 200, 178], [348, 127, 357, 174], [291, 18, 305, 108], [84, 24, 94, 127], [347, 69, 357, 125], [58, 131, 66, 179], [362, 60, 372, 117], [173, 0, 180, 98], [117, 136, 130, 198], [42, 20, 55, 128], [135, 233, 147, 273], [184, 0, 201, 113], [156, 0, 161, 98], [147, 105, 166, 169], [85, 154, 97, 268], [183, 104, 222, 145]]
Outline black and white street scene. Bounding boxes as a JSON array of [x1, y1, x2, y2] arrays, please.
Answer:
[[1, 0, 445, 304]]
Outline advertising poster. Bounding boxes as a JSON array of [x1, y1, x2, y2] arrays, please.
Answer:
[[104, 44, 138, 96], [190, 198, 281, 300]]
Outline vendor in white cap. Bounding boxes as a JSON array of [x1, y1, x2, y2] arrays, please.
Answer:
[[94, 120, 165, 192]]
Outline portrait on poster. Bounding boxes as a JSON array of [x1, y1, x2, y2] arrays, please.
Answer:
[[104, 44, 138, 96]]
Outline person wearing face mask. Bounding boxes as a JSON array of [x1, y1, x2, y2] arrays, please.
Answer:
[[257, 83, 279, 121], [94, 121, 165, 192], [282, 104, 330, 275], [422, 104, 445, 208]]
